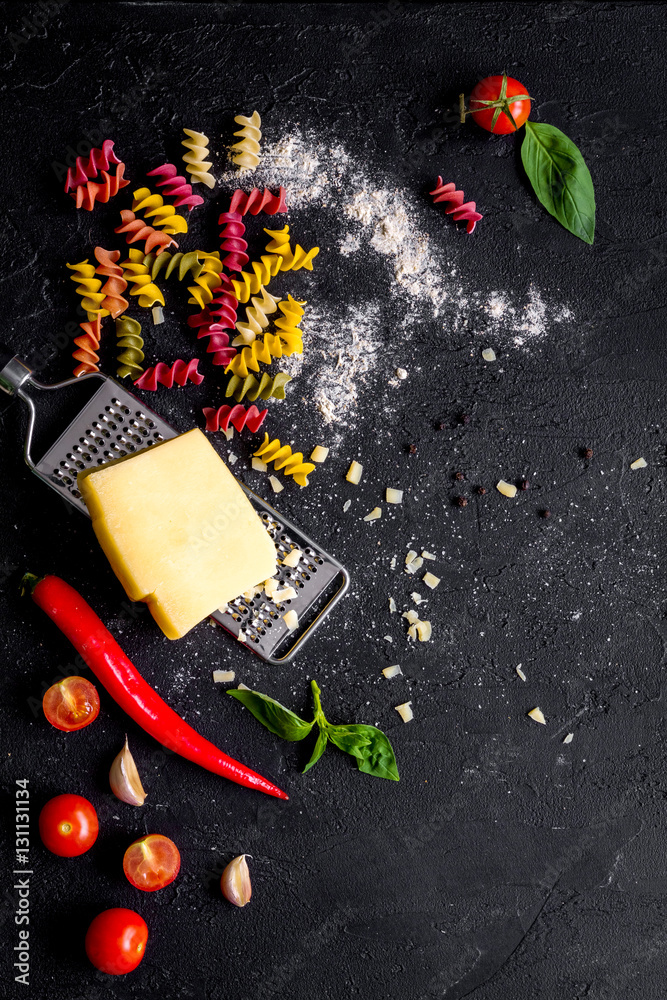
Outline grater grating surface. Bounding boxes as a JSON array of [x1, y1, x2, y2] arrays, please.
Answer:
[[1, 358, 349, 663]]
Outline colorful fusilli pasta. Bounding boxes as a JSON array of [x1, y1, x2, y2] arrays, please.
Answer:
[[429, 178, 483, 234], [72, 314, 102, 377], [188, 274, 239, 366], [64, 139, 121, 191], [70, 163, 129, 211], [253, 433, 315, 487], [121, 249, 166, 308], [182, 129, 215, 189], [66, 259, 107, 319], [274, 294, 306, 338], [263, 330, 303, 359], [231, 255, 282, 304], [143, 250, 204, 282], [132, 188, 188, 234], [187, 252, 223, 310], [202, 404, 268, 434], [147, 163, 204, 211], [228, 186, 287, 216], [264, 225, 320, 271], [94, 247, 128, 319], [115, 210, 177, 256], [233, 287, 281, 345], [230, 111, 261, 171], [218, 210, 248, 272], [225, 371, 291, 402], [115, 315, 145, 380], [224, 339, 276, 378], [134, 359, 204, 390]]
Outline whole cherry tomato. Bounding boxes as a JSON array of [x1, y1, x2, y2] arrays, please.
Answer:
[[38, 793, 98, 857], [42, 676, 100, 731], [85, 908, 148, 975], [123, 834, 181, 892], [469, 73, 531, 134]]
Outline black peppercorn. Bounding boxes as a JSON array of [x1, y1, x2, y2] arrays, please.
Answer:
[[408, 444, 417, 454], [436, 421, 447, 431], [540, 508, 551, 518], [458, 413, 470, 425], [520, 478, 530, 491], [477, 486, 487, 495], [455, 496, 468, 507], [454, 471, 465, 481], [582, 447, 593, 459]]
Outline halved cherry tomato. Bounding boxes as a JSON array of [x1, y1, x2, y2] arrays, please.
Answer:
[[469, 74, 531, 134], [123, 833, 181, 892], [43, 675, 100, 731], [38, 793, 98, 857], [85, 908, 148, 975]]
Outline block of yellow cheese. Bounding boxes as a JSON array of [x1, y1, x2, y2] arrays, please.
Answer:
[[78, 428, 276, 639]]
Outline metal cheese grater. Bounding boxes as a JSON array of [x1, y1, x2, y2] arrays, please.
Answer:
[[0, 354, 349, 664]]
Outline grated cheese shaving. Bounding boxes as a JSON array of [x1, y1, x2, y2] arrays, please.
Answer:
[[421, 551, 436, 560], [482, 347, 496, 362], [388, 596, 397, 613], [516, 664, 527, 682], [411, 592, 427, 605], [630, 457, 647, 470], [563, 732, 574, 744], [212, 669, 236, 683], [386, 488, 404, 504], [283, 610, 298, 631], [252, 457, 267, 472], [343, 499, 351, 511], [496, 480, 517, 498], [423, 572, 440, 589], [310, 445, 329, 463], [527, 707, 546, 725], [282, 548, 302, 568], [269, 475, 284, 493], [237, 682, 250, 691], [363, 506, 382, 521], [390, 555, 397, 570], [237, 630, 246, 643], [228, 452, 238, 465], [382, 665, 402, 679], [274, 586, 297, 602], [402, 609, 419, 624], [395, 701, 413, 723], [264, 577, 279, 598], [222, 425, 234, 442], [416, 620, 431, 641], [405, 550, 418, 565], [152, 305, 164, 325], [346, 460, 363, 484]]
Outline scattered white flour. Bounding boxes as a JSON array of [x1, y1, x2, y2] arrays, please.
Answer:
[[216, 127, 574, 427]]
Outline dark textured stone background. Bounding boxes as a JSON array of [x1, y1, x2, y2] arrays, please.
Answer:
[[0, 2, 666, 998]]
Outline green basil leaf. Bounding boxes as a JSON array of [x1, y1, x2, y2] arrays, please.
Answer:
[[327, 724, 373, 754], [228, 688, 314, 742], [302, 727, 328, 773], [331, 724, 399, 781], [521, 121, 595, 244]]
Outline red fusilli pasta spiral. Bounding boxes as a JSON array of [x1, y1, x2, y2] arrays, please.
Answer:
[[134, 359, 204, 390], [218, 210, 248, 272], [187, 274, 239, 366], [64, 139, 122, 192], [70, 162, 130, 211], [94, 246, 128, 318], [72, 314, 102, 377], [114, 210, 177, 256], [429, 178, 483, 234], [202, 403, 268, 434], [228, 186, 287, 216], [146, 163, 204, 211]]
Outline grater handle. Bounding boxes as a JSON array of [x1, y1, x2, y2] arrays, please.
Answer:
[[0, 355, 33, 396]]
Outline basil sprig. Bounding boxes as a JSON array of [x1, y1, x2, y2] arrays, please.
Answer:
[[228, 680, 399, 781], [521, 121, 595, 244]]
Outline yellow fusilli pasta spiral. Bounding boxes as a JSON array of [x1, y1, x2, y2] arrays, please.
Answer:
[[121, 249, 166, 309], [230, 255, 282, 304], [187, 252, 222, 309], [225, 371, 292, 402], [115, 315, 145, 380], [132, 188, 188, 234], [253, 432, 315, 487], [225, 338, 273, 377], [233, 287, 281, 345], [264, 330, 303, 359], [66, 259, 108, 319], [230, 111, 261, 171], [264, 225, 320, 271], [275, 294, 306, 336], [182, 129, 215, 189]]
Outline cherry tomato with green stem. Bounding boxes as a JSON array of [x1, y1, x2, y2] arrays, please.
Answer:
[[42, 675, 100, 731], [468, 73, 531, 134], [38, 794, 98, 857], [85, 908, 148, 975]]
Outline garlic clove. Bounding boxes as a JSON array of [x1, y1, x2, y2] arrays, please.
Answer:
[[109, 736, 147, 806], [221, 854, 252, 907]]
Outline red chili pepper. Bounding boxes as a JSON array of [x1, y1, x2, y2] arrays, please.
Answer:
[[23, 574, 288, 801]]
